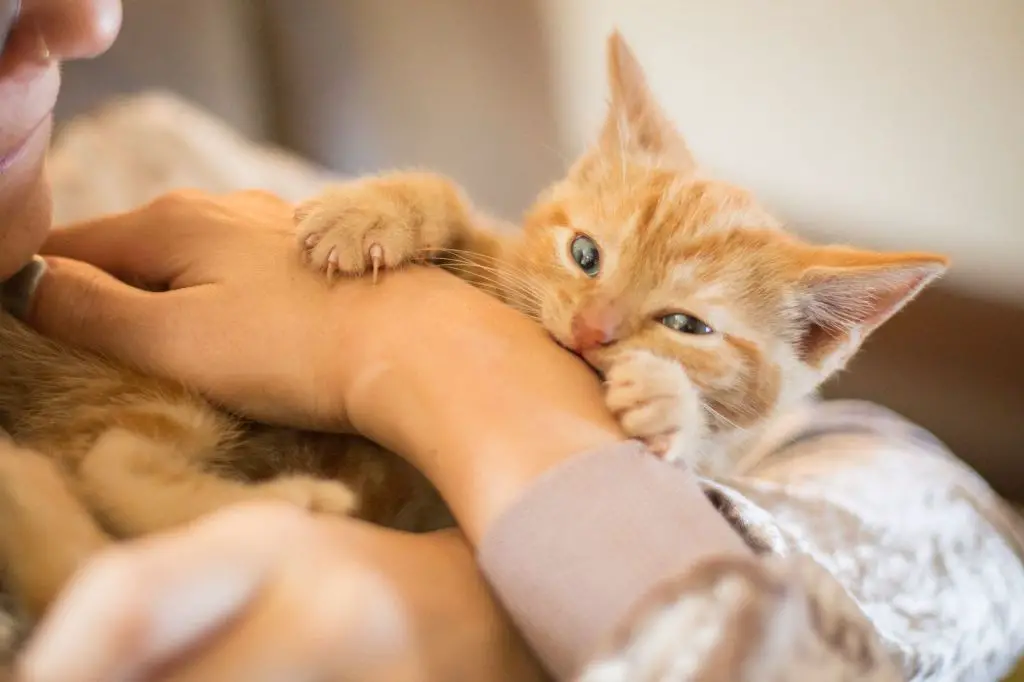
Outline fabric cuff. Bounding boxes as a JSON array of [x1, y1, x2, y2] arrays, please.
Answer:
[[477, 440, 751, 679]]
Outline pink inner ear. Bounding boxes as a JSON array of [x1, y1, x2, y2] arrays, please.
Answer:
[[797, 262, 944, 368]]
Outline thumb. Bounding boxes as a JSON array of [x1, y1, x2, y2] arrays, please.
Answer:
[[18, 505, 305, 682], [11, 256, 179, 371]]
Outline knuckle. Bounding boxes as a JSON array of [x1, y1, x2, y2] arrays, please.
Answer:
[[145, 189, 210, 220], [230, 189, 290, 212]]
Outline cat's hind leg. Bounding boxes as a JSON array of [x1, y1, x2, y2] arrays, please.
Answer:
[[74, 427, 356, 538], [0, 442, 110, 621]]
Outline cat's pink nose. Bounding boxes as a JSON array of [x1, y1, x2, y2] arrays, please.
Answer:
[[571, 305, 621, 351]]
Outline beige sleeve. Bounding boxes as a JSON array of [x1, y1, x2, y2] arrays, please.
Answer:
[[477, 441, 752, 680]]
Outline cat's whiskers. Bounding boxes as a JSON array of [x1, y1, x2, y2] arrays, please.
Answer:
[[540, 141, 573, 169], [428, 262, 519, 297], [432, 247, 552, 284], [722, 399, 766, 423], [702, 402, 743, 433], [431, 262, 547, 322], [429, 253, 540, 297], [432, 252, 552, 323], [424, 249, 546, 304], [427, 257, 545, 310]]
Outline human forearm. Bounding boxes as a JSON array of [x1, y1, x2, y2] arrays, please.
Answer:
[[324, 266, 753, 678], [339, 266, 625, 545]]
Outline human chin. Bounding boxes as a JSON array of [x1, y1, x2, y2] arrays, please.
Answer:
[[0, 113, 53, 281]]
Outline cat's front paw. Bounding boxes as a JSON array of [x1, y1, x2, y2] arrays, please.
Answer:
[[295, 182, 425, 282], [604, 349, 705, 462], [260, 475, 358, 517]]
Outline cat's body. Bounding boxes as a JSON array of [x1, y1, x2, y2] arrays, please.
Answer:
[[0, 31, 946, 632], [0, 307, 444, 622]]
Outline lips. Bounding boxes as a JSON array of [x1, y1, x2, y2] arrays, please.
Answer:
[[0, 112, 47, 174], [0, 51, 59, 177]]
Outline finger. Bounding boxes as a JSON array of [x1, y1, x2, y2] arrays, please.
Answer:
[[44, 193, 223, 285], [153, 529, 386, 682], [223, 189, 294, 215], [18, 504, 312, 682], [21, 256, 190, 371], [21, 0, 122, 60], [43, 223, 187, 288]]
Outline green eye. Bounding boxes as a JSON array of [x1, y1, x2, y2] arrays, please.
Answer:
[[570, 234, 601, 277], [660, 313, 714, 335]]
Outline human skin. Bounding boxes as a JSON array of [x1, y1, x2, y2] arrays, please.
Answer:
[[4, 2, 624, 543], [0, 0, 121, 281], [28, 191, 627, 542], [10, 184, 622, 682], [0, 2, 625, 679]]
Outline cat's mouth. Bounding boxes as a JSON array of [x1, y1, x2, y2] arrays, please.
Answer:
[[552, 336, 605, 379]]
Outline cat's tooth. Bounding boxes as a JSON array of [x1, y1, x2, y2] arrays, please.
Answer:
[[304, 233, 321, 249]]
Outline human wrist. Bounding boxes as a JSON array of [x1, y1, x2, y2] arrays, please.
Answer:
[[342, 267, 626, 544]]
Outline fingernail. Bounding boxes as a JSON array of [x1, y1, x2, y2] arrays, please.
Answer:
[[1, 256, 47, 320]]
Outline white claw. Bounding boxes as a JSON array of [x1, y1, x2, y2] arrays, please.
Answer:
[[326, 247, 339, 281], [368, 243, 384, 285]]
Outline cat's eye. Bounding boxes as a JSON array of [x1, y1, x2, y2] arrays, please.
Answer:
[[660, 313, 714, 335], [570, 234, 601, 277]]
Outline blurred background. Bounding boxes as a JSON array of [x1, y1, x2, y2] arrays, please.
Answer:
[[54, 0, 1023, 499]]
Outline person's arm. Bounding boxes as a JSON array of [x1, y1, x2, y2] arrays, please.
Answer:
[[19, 190, 751, 679], [327, 268, 753, 679]]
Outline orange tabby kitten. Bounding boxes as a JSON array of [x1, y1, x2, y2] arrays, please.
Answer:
[[0, 31, 945, 638], [295, 31, 948, 474], [0, 306, 445, 621]]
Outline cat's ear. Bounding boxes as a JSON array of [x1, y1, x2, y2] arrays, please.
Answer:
[[793, 246, 949, 372], [577, 31, 697, 177]]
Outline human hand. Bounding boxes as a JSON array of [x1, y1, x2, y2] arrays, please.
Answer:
[[16, 188, 627, 542], [14, 189, 399, 431], [16, 503, 545, 682]]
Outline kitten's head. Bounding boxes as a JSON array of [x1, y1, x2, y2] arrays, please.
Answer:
[[508, 31, 948, 429]]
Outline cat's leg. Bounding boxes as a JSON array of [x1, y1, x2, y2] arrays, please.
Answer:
[[75, 428, 356, 538], [603, 349, 709, 467], [0, 440, 110, 620], [294, 171, 503, 282]]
